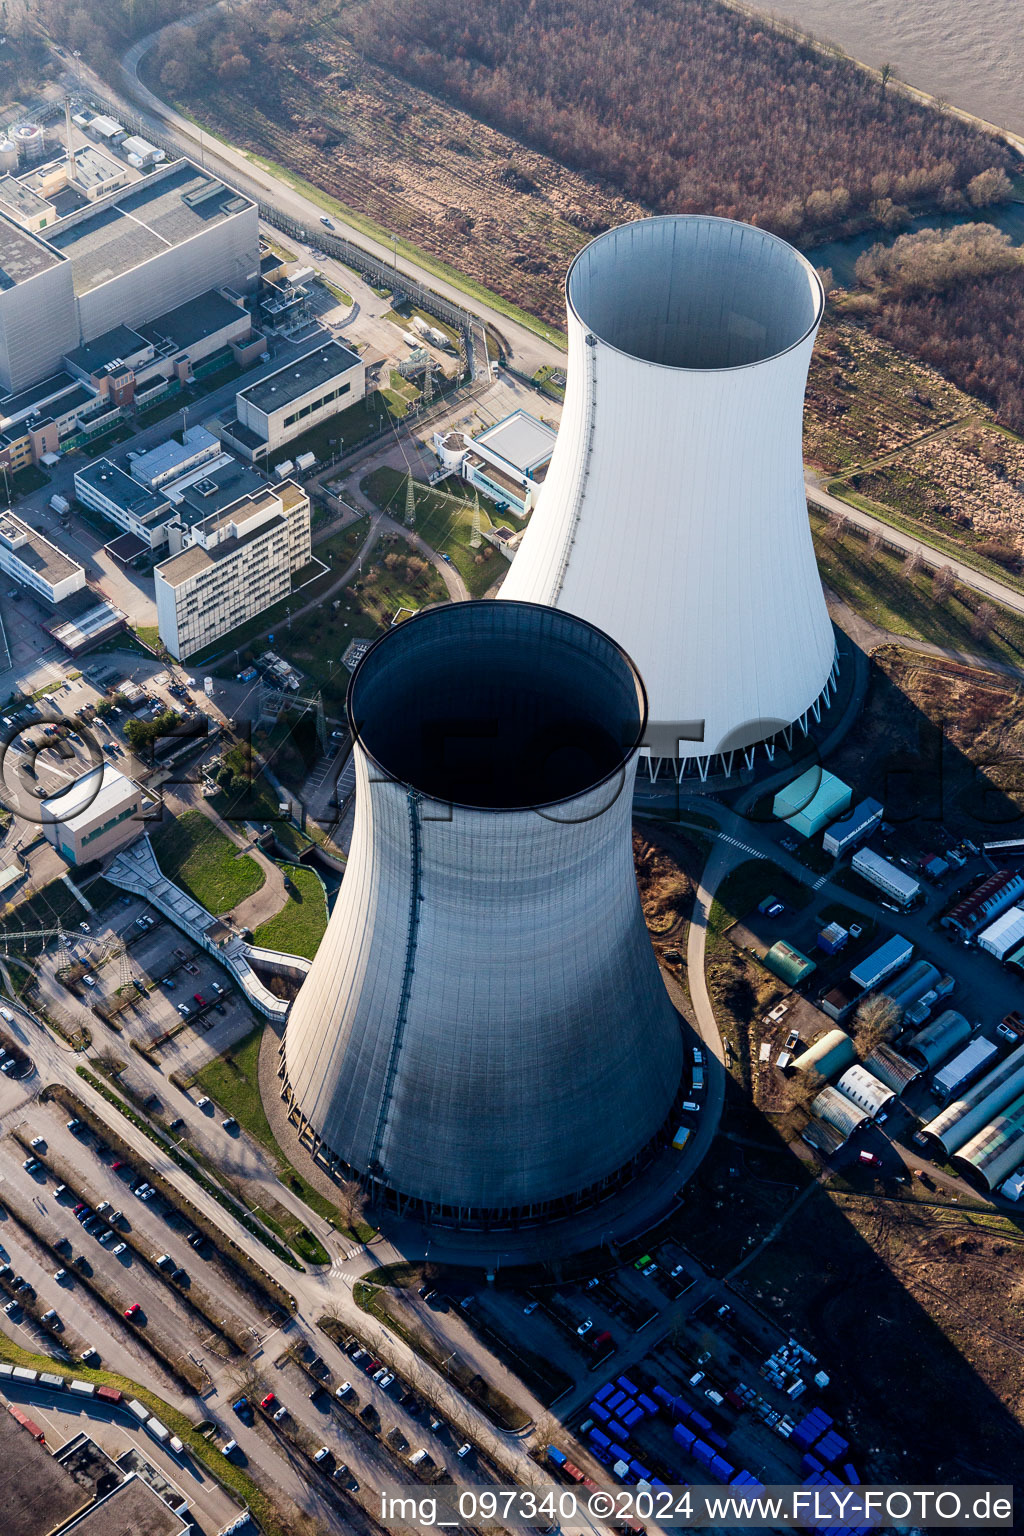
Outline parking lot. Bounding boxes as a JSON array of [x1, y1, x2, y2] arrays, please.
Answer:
[[30, 890, 256, 1077], [0, 1102, 271, 1385]]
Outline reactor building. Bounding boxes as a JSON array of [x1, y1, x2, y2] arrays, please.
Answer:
[[281, 600, 684, 1229], [500, 214, 837, 779]]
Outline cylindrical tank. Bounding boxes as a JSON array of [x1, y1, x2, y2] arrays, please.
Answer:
[[12, 122, 45, 166], [500, 215, 836, 776], [282, 600, 683, 1226], [0, 139, 18, 173]]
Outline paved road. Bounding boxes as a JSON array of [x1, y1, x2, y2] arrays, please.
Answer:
[[113, 20, 563, 377], [806, 472, 1024, 619]]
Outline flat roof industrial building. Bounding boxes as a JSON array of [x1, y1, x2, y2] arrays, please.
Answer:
[[47, 163, 251, 296], [0, 153, 258, 393], [238, 338, 361, 414]]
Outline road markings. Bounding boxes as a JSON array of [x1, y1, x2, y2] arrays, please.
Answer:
[[716, 832, 766, 859]]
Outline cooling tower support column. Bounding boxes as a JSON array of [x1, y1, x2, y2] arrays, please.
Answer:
[[500, 215, 836, 776], [281, 601, 684, 1234]]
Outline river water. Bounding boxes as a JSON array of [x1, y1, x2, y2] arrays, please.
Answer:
[[773, 0, 1022, 135]]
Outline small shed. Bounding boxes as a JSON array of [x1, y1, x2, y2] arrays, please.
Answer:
[[763, 940, 816, 987]]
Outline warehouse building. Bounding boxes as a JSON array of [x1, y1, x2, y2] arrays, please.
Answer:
[[920, 1041, 1024, 1156], [154, 481, 310, 658], [773, 767, 851, 839], [864, 1042, 920, 1096], [943, 868, 1024, 937], [851, 846, 921, 907], [904, 1009, 972, 1071], [41, 763, 151, 865], [811, 1084, 869, 1140], [763, 939, 816, 986], [952, 1093, 1024, 1191], [225, 339, 364, 460], [0, 155, 258, 393], [978, 905, 1024, 962], [880, 959, 942, 1014], [0, 509, 86, 602], [793, 1027, 857, 1079], [822, 796, 883, 858], [835, 1063, 895, 1118]]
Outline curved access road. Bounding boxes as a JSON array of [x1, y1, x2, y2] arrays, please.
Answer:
[[110, 15, 562, 377]]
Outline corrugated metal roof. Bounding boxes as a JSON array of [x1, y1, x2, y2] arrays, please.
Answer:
[[864, 1043, 920, 1094], [763, 940, 816, 986]]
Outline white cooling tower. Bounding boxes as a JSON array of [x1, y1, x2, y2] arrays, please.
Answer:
[[501, 215, 837, 777], [282, 600, 684, 1228]]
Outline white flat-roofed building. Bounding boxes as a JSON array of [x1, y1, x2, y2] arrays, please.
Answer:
[[154, 481, 310, 658], [130, 425, 221, 490], [449, 408, 556, 516], [41, 763, 150, 865], [0, 509, 85, 602], [229, 339, 364, 458], [74, 457, 172, 548]]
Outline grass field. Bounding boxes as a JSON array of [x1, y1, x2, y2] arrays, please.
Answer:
[[812, 513, 1024, 668], [150, 810, 264, 915], [252, 866, 328, 960], [196, 1026, 371, 1244], [361, 466, 505, 597]]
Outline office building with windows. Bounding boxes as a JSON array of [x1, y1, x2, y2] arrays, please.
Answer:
[[154, 481, 310, 658]]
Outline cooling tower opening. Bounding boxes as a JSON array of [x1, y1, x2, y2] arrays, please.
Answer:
[[568, 215, 824, 370], [349, 600, 646, 810]]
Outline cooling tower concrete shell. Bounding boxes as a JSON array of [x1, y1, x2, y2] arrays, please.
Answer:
[[501, 215, 836, 771], [282, 600, 684, 1223]]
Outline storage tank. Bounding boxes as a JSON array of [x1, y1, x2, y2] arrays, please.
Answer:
[[12, 122, 45, 166], [499, 214, 837, 778], [282, 600, 684, 1234], [0, 139, 18, 173]]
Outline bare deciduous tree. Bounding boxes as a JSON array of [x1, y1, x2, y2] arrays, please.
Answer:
[[853, 993, 901, 1055], [932, 564, 956, 599]]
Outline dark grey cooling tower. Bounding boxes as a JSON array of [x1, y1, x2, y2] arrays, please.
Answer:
[[281, 600, 683, 1223]]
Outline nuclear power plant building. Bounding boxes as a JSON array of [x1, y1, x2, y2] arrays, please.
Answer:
[[282, 601, 684, 1230], [500, 214, 837, 778]]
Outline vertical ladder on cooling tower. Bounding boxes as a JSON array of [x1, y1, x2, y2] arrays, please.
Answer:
[[367, 788, 423, 1173], [551, 334, 598, 603]]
